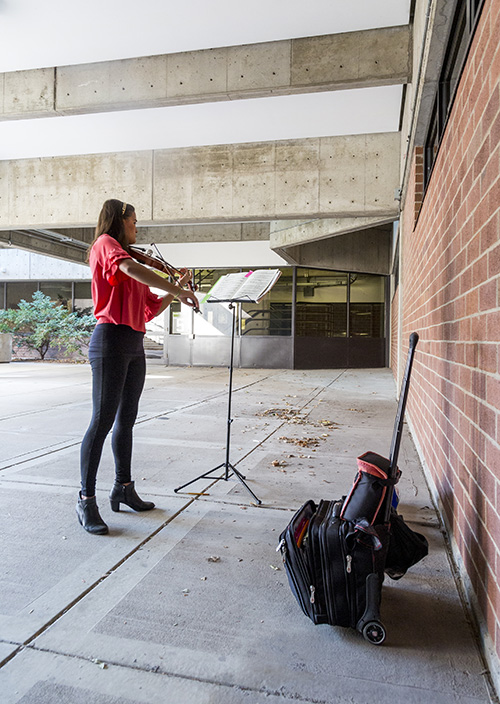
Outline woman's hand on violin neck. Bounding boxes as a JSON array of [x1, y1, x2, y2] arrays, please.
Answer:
[[177, 288, 199, 310]]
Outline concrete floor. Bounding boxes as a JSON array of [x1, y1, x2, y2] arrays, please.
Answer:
[[0, 360, 495, 703]]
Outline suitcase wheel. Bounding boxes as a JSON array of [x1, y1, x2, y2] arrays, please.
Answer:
[[362, 621, 386, 645]]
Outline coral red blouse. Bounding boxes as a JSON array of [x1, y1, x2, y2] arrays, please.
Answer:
[[89, 234, 163, 333]]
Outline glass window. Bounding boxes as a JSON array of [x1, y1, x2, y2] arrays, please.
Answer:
[[349, 274, 385, 338], [170, 268, 240, 337], [442, 3, 467, 114], [296, 268, 348, 337], [6, 282, 38, 309], [166, 267, 387, 342], [349, 273, 385, 303], [471, 0, 485, 25], [74, 282, 91, 299], [169, 300, 184, 335], [240, 267, 292, 336], [424, 104, 439, 188], [196, 268, 238, 337], [74, 282, 93, 315], [40, 282, 73, 310]]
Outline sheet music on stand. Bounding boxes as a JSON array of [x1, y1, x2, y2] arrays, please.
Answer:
[[203, 269, 281, 303]]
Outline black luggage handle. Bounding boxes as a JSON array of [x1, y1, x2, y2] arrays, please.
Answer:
[[384, 332, 419, 522]]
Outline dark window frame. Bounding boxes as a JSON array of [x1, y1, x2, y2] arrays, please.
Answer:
[[423, 0, 486, 190]]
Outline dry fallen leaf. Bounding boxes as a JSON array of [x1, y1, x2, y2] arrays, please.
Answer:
[[279, 436, 321, 448]]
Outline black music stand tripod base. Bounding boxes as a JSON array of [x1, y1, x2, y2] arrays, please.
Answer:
[[174, 459, 262, 505], [174, 301, 262, 505]]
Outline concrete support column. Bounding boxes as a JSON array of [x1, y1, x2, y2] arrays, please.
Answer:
[[0, 333, 12, 362]]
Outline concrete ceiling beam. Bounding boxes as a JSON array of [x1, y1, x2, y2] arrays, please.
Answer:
[[0, 230, 88, 263], [51, 227, 95, 246], [0, 132, 400, 229], [135, 222, 271, 245], [49, 222, 272, 246], [0, 26, 411, 121], [269, 216, 395, 249], [273, 224, 392, 275]]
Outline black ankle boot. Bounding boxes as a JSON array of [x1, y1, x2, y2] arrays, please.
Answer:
[[76, 493, 109, 534], [109, 481, 155, 512]]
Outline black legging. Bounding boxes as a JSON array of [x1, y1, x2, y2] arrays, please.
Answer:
[[80, 327, 146, 497]]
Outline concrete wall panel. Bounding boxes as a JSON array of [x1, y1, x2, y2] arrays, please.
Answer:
[[319, 135, 369, 213], [364, 132, 401, 211], [275, 140, 319, 216], [0, 152, 153, 229], [357, 25, 411, 85], [0, 158, 8, 221], [320, 133, 400, 216], [193, 145, 233, 220], [232, 142, 276, 219], [155, 134, 399, 224], [57, 57, 168, 114], [241, 222, 271, 241], [292, 31, 361, 87], [232, 175, 275, 218], [190, 174, 233, 220], [167, 48, 228, 100], [153, 148, 194, 220], [227, 41, 291, 96], [291, 26, 410, 90], [2, 68, 55, 119]]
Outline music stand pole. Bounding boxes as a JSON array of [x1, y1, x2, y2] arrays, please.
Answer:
[[174, 302, 262, 504]]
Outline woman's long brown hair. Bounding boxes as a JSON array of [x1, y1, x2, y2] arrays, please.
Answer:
[[87, 199, 134, 260]]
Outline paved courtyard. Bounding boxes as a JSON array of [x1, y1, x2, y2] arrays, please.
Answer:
[[0, 361, 495, 703]]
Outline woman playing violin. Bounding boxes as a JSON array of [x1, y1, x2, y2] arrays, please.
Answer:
[[77, 198, 198, 535]]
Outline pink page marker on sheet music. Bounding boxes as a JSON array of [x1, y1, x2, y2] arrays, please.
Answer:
[[245, 271, 254, 278]]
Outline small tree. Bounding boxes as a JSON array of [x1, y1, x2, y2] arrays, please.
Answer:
[[0, 291, 95, 360]]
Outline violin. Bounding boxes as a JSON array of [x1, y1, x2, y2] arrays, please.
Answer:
[[128, 244, 200, 312]]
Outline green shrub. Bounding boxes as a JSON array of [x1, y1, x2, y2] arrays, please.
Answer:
[[0, 291, 95, 360]]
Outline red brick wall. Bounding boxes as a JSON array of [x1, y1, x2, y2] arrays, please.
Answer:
[[401, 0, 500, 656]]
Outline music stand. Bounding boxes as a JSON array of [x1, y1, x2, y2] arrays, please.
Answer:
[[174, 301, 261, 503], [174, 269, 281, 505]]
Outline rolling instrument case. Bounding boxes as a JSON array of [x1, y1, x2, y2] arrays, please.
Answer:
[[277, 333, 427, 644]]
